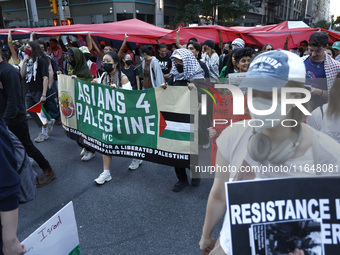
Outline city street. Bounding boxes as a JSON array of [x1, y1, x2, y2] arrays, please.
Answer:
[[17, 119, 221, 255]]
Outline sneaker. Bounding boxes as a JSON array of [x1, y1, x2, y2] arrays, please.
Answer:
[[191, 178, 201, 187], [34, 133, 49, 143], [172, 180, 189, 192], [81, 151, 95, 161], [80, 148, 87, 157], [36, 168, 56, 188], [128, 159, 143, 170], [47, 119, 55, 134], [202, 140, 211, 149], [95, 172, 112, 185]]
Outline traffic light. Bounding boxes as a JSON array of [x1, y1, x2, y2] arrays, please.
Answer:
[[53, 18, 60, 26], [50, 0, 59, 15], [67, 18, 74, 25]]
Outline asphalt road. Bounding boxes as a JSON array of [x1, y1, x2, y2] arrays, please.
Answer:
[[17, 119, 222, 255]]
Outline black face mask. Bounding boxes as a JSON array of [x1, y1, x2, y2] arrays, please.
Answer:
[[125, 60, 133, 66], [223, 48, 229, 54], [85, 54, 91, 61], [67, 58, 76, 67], [103, 63, 114, 73], [2, 51, 11, 61], [175, 63, 184, 73]]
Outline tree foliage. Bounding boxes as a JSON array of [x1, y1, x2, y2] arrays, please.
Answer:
[[175, 0, 255, 25], [314, 19, 331, 30]]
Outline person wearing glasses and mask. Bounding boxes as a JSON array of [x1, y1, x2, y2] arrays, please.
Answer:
[[199, 50, 340, 255], [93, 51, 134, 184]]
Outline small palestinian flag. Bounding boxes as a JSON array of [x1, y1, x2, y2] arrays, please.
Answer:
[[27, 102, 51, 127], [159, 111, 194, 141]]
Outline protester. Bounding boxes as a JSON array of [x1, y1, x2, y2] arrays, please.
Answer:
[[298, 40, 309, 57], [121, 53, 140, 90], [199, 49, 340, 255], [231, 38, 245, 50], [326, 46, 335, 58], [156, 43, 172, 81], [307, 73, 340, 143], [262, 43, 274, 52], [47, 38, 64, 73], [79, 46, 97, 78], [219, 50, 237, 80], [167, 48, 204, 192], [7, 30, 21, 66], [185, 42, 207, 77], [117, 33, 134, 63], [61, 47, 95, 161], [202, 40, 219, 80], [0, 118, 26, 255], [20, 41, 55, 143], [331, 41, 340, 62], [232, 48, 252, 73], [140, 45, 164, 89], [0, 44, 56, 187], [303, 31, 340, 111], [219, 42, 232, 72], [93, 51, 137, 184]]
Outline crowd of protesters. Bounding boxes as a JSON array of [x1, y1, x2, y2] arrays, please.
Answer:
[[1, 28, 340, 254]]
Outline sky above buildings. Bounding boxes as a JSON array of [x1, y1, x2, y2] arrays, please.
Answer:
[[330, 0, 340, 18]]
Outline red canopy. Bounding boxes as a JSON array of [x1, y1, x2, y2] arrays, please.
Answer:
[[0, 19, 172, 44]]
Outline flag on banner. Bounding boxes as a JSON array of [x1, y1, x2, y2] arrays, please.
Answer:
[[159, 111, 194, 141], [27, 102, 51, 127]]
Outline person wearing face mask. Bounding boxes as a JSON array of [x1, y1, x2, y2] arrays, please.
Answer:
[[92, 51, 133, 184], [199, 50, 340, 255], [219, 42, 232, 73], [20, 41, 55, 143], [61, 47, 95, 161], [140, 45, 164, 89], [79, 46, 97, 78], [120, 53, 140, 90], [168, 48, 205, 192]]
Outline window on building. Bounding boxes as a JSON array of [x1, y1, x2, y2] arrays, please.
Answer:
[[117, 13, 133, 21]]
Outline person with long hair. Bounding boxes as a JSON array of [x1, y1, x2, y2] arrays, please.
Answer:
[[262, 43, 274, 52], [139, 45, 164, 89], [93, 51, 134, 184], [187, 41, 210, 78], [20, 41, 55, 143], [202, 40, 219, 81], [307, 73, 340, 143]]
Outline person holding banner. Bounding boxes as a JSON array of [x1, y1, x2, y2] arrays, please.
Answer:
[[0, 119, 25, 255], [61, 47, 97, 162], [168, 48, 205, 192], [199, 50, 340, 255], [93, 51, 136, 184]]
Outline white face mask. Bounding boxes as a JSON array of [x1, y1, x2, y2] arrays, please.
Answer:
[[249, 97, 291, 131]]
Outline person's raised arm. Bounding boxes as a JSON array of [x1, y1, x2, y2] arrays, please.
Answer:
[[8, 30, 19, 63], [86, 32, 93, 51], [199, 149, 230, 255], [284, 34, 291, 50], [176, 27, 182, 49], [29, 31, 37, 42], [118, 33, 129, 59], [91, 36, 104, 59], [218, 30, 223, 52]]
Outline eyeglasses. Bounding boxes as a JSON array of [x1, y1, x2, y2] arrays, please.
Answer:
[[188, 47, 195, 50]]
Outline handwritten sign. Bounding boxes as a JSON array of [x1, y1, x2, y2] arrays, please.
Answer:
[[22, 201, 80, 255]]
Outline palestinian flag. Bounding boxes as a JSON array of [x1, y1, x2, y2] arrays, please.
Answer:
[[27, 102, 51, 127], [159, 111, 194, 142]]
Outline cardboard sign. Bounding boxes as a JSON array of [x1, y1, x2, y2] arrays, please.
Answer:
[[22, 201, 80, 255]]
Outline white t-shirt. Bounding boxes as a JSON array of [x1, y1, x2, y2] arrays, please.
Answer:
[[307, 103, 340, 143], [215, 122, 340, 254]]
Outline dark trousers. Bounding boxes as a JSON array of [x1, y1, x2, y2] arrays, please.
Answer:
[[9, 119, 51, 171], [175, 167, 188, 182]]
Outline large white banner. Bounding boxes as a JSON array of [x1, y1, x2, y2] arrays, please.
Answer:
[[22, 201, 80, 255]]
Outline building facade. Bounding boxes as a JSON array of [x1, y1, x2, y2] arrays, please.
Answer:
[[0, 0, 176, 28]]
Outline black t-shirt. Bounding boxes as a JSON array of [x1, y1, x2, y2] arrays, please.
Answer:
[[121, 65, 140, 90], [0, 61, 27, 125], [156, 55, 172, 75], [25, 57, 49, 92]]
